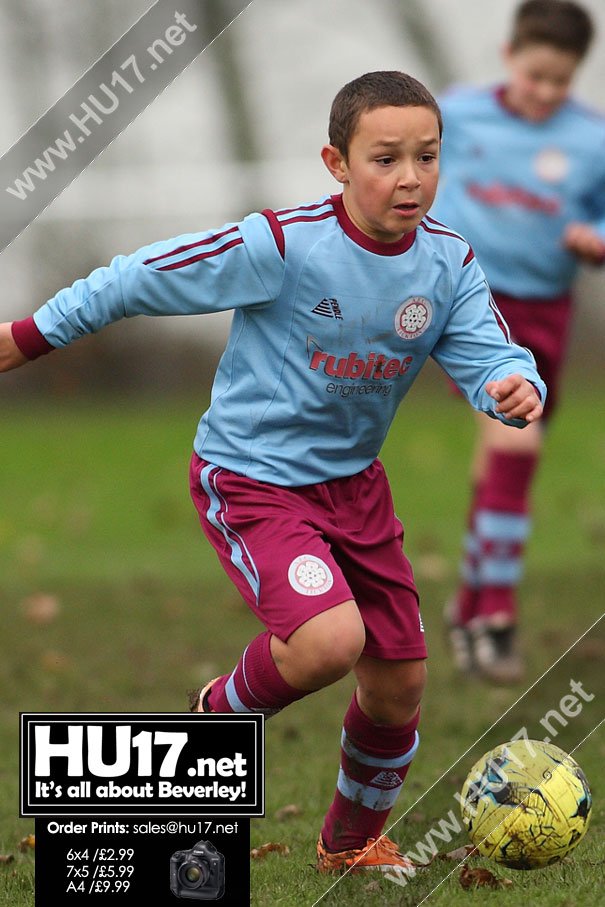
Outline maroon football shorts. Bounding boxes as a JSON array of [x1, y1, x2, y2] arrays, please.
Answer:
[[189, 453, 427, 661]]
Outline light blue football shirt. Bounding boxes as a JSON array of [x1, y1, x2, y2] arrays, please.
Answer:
[[32, 193, 545, 485], [432, 85, 605, 298]]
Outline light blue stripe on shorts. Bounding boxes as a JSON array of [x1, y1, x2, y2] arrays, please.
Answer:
[[200, 464, 261, 604]]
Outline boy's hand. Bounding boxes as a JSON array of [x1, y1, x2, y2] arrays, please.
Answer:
[[0, 322, 29, 372], [485, 374, 543, 424], [563, 222, 605, 265]]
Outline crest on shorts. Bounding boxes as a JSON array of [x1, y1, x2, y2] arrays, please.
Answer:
[[395, 297, 433, 340], [288, 554, 334, 596]]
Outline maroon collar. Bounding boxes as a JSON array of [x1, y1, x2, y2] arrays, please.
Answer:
[[494, 84, 520, 118], [331, 194, 416, 256]]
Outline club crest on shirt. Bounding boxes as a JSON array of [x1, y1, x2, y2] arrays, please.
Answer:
[[534, 148, 569, 183], [395, 297, 433, 340], [288, 554, 334, 596]]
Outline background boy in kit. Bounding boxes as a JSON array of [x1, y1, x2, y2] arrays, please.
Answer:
[[432, 0, 605, 684], [0, 71, 545, 877]]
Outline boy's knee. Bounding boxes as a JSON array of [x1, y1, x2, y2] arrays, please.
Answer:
[[308, 622, 366, 683], [282, 602, 366, 688], [357, 659, 427, 725], [400, 660, 427, 706]]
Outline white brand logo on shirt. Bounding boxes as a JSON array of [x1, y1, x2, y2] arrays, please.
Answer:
[[395, 297, 433, 340], [288, 554, 334, 596], [312, 298, 343, 319]]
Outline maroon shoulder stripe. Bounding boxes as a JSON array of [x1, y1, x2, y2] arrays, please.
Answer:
[[279, 211, 336, 227], [154, 237, 243, 271], [261, 208, 285, 259], [143, 225, 240, 266], [463, 247, 475, 266], [275, 201, 332, 217], [425, 214, 453, 229], [419, 221, 465, 241]]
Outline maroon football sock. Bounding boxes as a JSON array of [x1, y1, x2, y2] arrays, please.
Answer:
[[321, 692, 420, 852], [473, 450, 539, 623], [207, 631, 310, 716]]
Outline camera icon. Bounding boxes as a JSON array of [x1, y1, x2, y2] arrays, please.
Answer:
[[170, 840, 225, 900]]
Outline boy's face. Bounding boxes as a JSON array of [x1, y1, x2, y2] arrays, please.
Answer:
[[503, 43, 580, 121], [321, 105, 440, 243]]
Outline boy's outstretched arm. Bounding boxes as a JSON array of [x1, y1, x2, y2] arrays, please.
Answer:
[[0, 322, 28, 372], [0, 215, 285, 369], [485, 374, 543, 424], [431, 253, 547, 428]]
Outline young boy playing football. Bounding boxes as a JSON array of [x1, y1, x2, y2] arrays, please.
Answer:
[[432, 0, 605, 685], [0, 70, 545, 877]]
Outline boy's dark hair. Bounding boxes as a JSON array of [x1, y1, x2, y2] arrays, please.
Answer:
[[510, 0, 594, 57], [328, 71, 442, 157]]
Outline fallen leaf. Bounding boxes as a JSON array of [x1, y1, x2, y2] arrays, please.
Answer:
[[0, 855, 15, 865], [575, 639, 605, 660], [40, 650, 70, 673], [275, 804, 303, 821], [250, 842, 290, 859], [21, 593, 60, 624], [17, 536, 45, 567], [363, 880, 382, 892], [438, 844, 477, 861], [459, 864, 512, 889], [18, 835, 35, 852], [408, 810, 427, 823], [415, 553, 449, 581]]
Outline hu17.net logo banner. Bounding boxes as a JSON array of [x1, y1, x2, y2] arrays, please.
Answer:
[[20, 712, 264, 817]]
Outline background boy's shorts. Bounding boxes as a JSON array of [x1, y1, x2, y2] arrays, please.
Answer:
[[493, 291, 573, 421], [448, 291, 573, 421], [189, 453, 426, 661]]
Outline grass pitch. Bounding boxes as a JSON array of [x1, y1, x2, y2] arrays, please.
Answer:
[[1, 372, 603, 906]]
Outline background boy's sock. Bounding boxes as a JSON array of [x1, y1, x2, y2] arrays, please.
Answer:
[[320, 692, 420, 852], [454, 481, 483, 625], [473, 450, 538, 623], [207, 630, 310, 717]]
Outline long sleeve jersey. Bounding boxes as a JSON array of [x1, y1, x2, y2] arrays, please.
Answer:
[[431, 85, 605, 299], [19, 193, 545, 486]]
